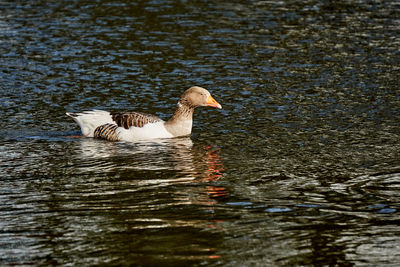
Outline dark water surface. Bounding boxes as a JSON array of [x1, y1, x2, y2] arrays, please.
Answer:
[[1, 0, 400, 266]]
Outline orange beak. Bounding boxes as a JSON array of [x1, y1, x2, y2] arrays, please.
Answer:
[[206, 95, 222, 109]]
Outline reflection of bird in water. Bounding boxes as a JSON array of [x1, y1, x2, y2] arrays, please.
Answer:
[[71, 137, 227, 258], [66, 86, 222, 142], [74, 137, 225, 186], [202, 145, 225, 182]]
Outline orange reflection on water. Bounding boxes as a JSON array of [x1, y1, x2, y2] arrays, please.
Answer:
[[208, 255, 221, 259], [200, 145, 229, 200], [203, 145, 225, 182], [196, 146, 229, 215], [205, 185, 228, 198]]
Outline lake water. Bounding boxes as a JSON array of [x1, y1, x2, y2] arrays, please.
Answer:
[[1, 0, 400, 266]]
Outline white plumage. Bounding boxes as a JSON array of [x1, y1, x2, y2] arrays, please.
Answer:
[[66, 110, 114, 137]]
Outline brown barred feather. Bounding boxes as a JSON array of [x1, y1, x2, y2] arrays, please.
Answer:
[[94, 124, 120, 141], [110, 112, 161, 129]]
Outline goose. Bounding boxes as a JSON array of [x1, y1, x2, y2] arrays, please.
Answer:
[[66, 86, 222, 142]]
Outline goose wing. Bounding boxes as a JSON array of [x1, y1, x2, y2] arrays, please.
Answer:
[[110, 112, 162, 129]]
